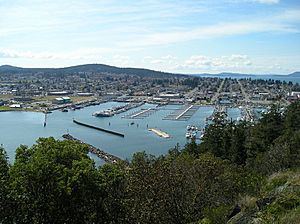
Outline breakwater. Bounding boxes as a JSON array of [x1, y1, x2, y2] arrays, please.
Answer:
[[73, 119, 125, 137], [62, 134, 122, 164]]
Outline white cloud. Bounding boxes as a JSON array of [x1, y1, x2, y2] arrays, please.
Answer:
[[231, 0, 280, 4], [181, 54, 253, 70], [226, 54, 249, 61], [150, 59, 164, 64], [112, 55, 131, 66], [0, 48, 106, 60], [126, 15, 299, 48], [251, 0, 279, 4], [143, 55, 177, 65]]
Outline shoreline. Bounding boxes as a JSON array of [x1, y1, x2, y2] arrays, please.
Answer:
[[62, 134, 123, 164], [0, 109, 43, 113]]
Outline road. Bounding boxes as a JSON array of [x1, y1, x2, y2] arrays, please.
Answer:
[[237, 80, 250, 102], [211, 79, 225, 103]]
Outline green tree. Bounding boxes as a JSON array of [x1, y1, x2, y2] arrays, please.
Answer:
[[9, 138, 101, 224], [246, 104, 284, 159], [0, 147, 11, 224], [199, 112, 229, 157], [284, 100, 300, 131], [229, 122, 249, 165], [96, 163, 128, 223]]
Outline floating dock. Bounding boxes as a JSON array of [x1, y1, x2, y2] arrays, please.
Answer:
[[73, 119, 125, 137], [207, 106, 228, 121], [62, 134, 122, 164], [123, 108, 157, 119], [163, 105, 200, 121], [148, 128, 170, 138], [93, 102, 144, 117], [240, 106, 256, 122]]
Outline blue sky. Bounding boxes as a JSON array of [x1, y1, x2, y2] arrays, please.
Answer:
[[0, 0, 299, 74]]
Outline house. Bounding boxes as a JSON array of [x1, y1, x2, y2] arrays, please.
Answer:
[[9, 104, 22, 108], [52, 98, 64, 104], [62, 97, 71, 103]]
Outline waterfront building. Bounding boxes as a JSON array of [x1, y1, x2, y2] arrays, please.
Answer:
[[52, 97, 71, 104]]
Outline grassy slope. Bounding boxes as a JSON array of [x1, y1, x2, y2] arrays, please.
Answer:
[[228, 169, 300, 224]]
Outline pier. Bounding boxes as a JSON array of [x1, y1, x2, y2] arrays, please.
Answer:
[[148, 128, 170, 138], [123, 107, 157, 119], [73, 119, 125, 137], [175, 105, 193, 120], [62, 134, 122, 164], [163, 105, 200, 121]]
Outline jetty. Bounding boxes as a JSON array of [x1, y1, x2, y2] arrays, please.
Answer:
[[62, 134, 122, 164], [73, 119, 125, 137], [148, 128, 170, 138]]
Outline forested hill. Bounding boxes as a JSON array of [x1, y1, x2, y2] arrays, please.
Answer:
[[0, 64, 298, 78], [289, 71, 300, 77], [0, 64, 185, 78]]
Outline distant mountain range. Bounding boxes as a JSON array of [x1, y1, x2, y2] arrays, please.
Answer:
[[194, 72, 300, 77], [0, 64, 299, 78], [287, 72, 300, 77]]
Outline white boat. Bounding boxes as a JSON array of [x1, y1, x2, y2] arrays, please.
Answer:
[[93, 110, 113, 117]]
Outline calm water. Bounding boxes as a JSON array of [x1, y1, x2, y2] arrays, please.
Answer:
[[0, 102, 241, 164]]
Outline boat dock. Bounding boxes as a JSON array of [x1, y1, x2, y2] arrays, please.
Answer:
[[163, 105, 200, 121], [240, 106, 256, 122], [62, 134, 122, 164], [207, 105, 228, 121], [93, 102, 144, 117], [123, 108, 157, 119], [148, 128, 170, 138], [73, 119, 125, 137]]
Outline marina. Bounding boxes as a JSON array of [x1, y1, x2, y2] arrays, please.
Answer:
[[123, 107, 158, 119], [207, 105, 228, 121], [239, 106, 256, 122], [0, 102, 242, 164], [185, 125, 200, 140], [92, 102, 144, 117], [163, 104, 200, 121]]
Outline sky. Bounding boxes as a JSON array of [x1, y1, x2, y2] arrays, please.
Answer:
[[0, 0, 300, 74]]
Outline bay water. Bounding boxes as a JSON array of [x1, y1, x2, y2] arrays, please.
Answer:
[[0, 102, 241, 165]]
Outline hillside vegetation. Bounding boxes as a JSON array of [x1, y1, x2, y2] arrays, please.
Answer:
[[0, 101, 300, 223], [0, 64, 183, 78]]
